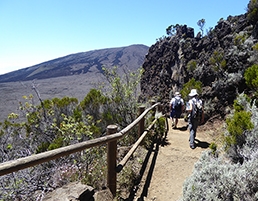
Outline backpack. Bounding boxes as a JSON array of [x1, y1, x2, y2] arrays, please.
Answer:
[[191, 99, 203, 120], [174, 98, 182, 112]]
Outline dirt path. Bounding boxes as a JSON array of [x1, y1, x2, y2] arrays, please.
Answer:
[[132, 118, 213, 201]]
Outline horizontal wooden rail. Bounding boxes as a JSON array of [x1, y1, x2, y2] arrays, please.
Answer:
[[0, 132, 122, 177], [116, 117, 159, 173], [0, 102, 160, 177]]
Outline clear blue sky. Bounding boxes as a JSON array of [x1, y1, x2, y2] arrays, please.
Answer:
[[0, 0, 249, 75]]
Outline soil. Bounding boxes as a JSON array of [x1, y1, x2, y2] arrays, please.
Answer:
[[130, 118, 222, 201]]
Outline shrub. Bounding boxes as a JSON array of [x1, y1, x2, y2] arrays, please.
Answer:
[[182, 151, 258, 201], [247, 0, 258, 25], [181, 93, 258, 201], [186, 60, 197, 72], [234, 32, 249, 46], [101, 66, 143, 145], [224, 109, 253, 149], [244, 64, 258, 107], [181, 78, 202, 101], [252, 42, 258, 51], [244, 64, 258, 90], [166, 24, 180, 36], [0, 66, 144, 200], [197, 19, 205, 36], [209, 142, 218, 156], [209, 50, 227, 76]]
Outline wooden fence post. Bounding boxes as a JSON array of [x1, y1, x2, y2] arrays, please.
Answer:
[[107, 125, 118, 197], [138, 105, 145, 137]]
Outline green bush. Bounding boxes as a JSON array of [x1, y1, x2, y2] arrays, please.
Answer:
[[244, 64, 258, 107], [234, 32, 249, 46], [186, 60, 197, 72], [252, 42, 258, 50], [244, 64, 258, 90], [247, 0, 258, 25], [225, 110, 253, 149], [181, 78, 202, 101], [209, 142, 218, 156], [209, 50, 227, 75]]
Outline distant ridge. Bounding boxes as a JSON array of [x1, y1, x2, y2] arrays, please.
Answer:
[[0, 44, 149, 83]]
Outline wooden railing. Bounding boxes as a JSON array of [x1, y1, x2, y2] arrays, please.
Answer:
[[0, 102, 167, 197]]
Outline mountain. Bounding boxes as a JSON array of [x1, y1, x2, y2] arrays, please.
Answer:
[[0, 44, 149, 83], [140, 13, 258, 119], [0, 44, 148, 121]]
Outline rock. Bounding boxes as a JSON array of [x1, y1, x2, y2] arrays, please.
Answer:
[[140, 14, 256, 119], [94, 189, 113, 201], [42, 182, 114, 201], [42, 181, 94, 201]]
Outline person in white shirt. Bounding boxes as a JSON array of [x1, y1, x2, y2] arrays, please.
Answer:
[[186, 89, 204, 149]]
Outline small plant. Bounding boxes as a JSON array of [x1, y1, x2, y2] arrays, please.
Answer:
[[209, 50, 227, 73], [117, 166, 138, 198], [244, 64, 258, 90], [197, 18, 205, 36], [252, 42, 258, 50], [166, 24, 180, 36], [209, 142, 217, 156], [224, 107, 253, 150], [81, 147, 107, 190], [154, 116, 166, 141], [186, 59, 197, 72], [234, 32, 249, 46], [181, 78, 202, 101]]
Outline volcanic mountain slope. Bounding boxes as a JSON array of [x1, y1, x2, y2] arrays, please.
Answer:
[[0, 44, 149, 83], [0, 44, 148, 121]]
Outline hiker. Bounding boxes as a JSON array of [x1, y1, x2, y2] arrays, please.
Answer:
[[186, 89, 204, 149], [170, 91, 184, 129]]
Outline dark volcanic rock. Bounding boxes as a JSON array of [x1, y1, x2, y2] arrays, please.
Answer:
[[140, 14, 258, 119]]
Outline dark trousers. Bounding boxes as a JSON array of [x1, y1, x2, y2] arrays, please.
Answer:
[[189, 118, 199, 146]]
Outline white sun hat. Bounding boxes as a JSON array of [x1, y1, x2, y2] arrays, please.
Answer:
[[189, 89, 198, 97], [175, 91, 180, 96]]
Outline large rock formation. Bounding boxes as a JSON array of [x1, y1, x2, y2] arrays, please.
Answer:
[[140, 14, 258, 119]]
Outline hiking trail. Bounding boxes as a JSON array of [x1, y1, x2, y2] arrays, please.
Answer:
[[131, 118, 216, 201]]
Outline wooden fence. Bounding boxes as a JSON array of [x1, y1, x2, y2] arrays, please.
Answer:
[[0, 102, 167, 197]]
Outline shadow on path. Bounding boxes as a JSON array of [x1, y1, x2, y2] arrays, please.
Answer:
[[174, 125, 188, 131], [124, 133, 169, 201], [123, 118, 213, 200], [195, 139, 210, 149]]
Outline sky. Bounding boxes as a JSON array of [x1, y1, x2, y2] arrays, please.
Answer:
[[0, 0, 250, 75]]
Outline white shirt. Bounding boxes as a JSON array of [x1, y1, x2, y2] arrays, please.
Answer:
[[170, 96, 184, 109]]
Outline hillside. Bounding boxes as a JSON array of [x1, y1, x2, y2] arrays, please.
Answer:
[[140, 13, 257, 120], [0, 44, 148, 121], [0, 44, 148, 83]]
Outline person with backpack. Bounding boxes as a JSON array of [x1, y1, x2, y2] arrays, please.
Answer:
[[170, 91, 184, 129], [186, 89, 204, 149]]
